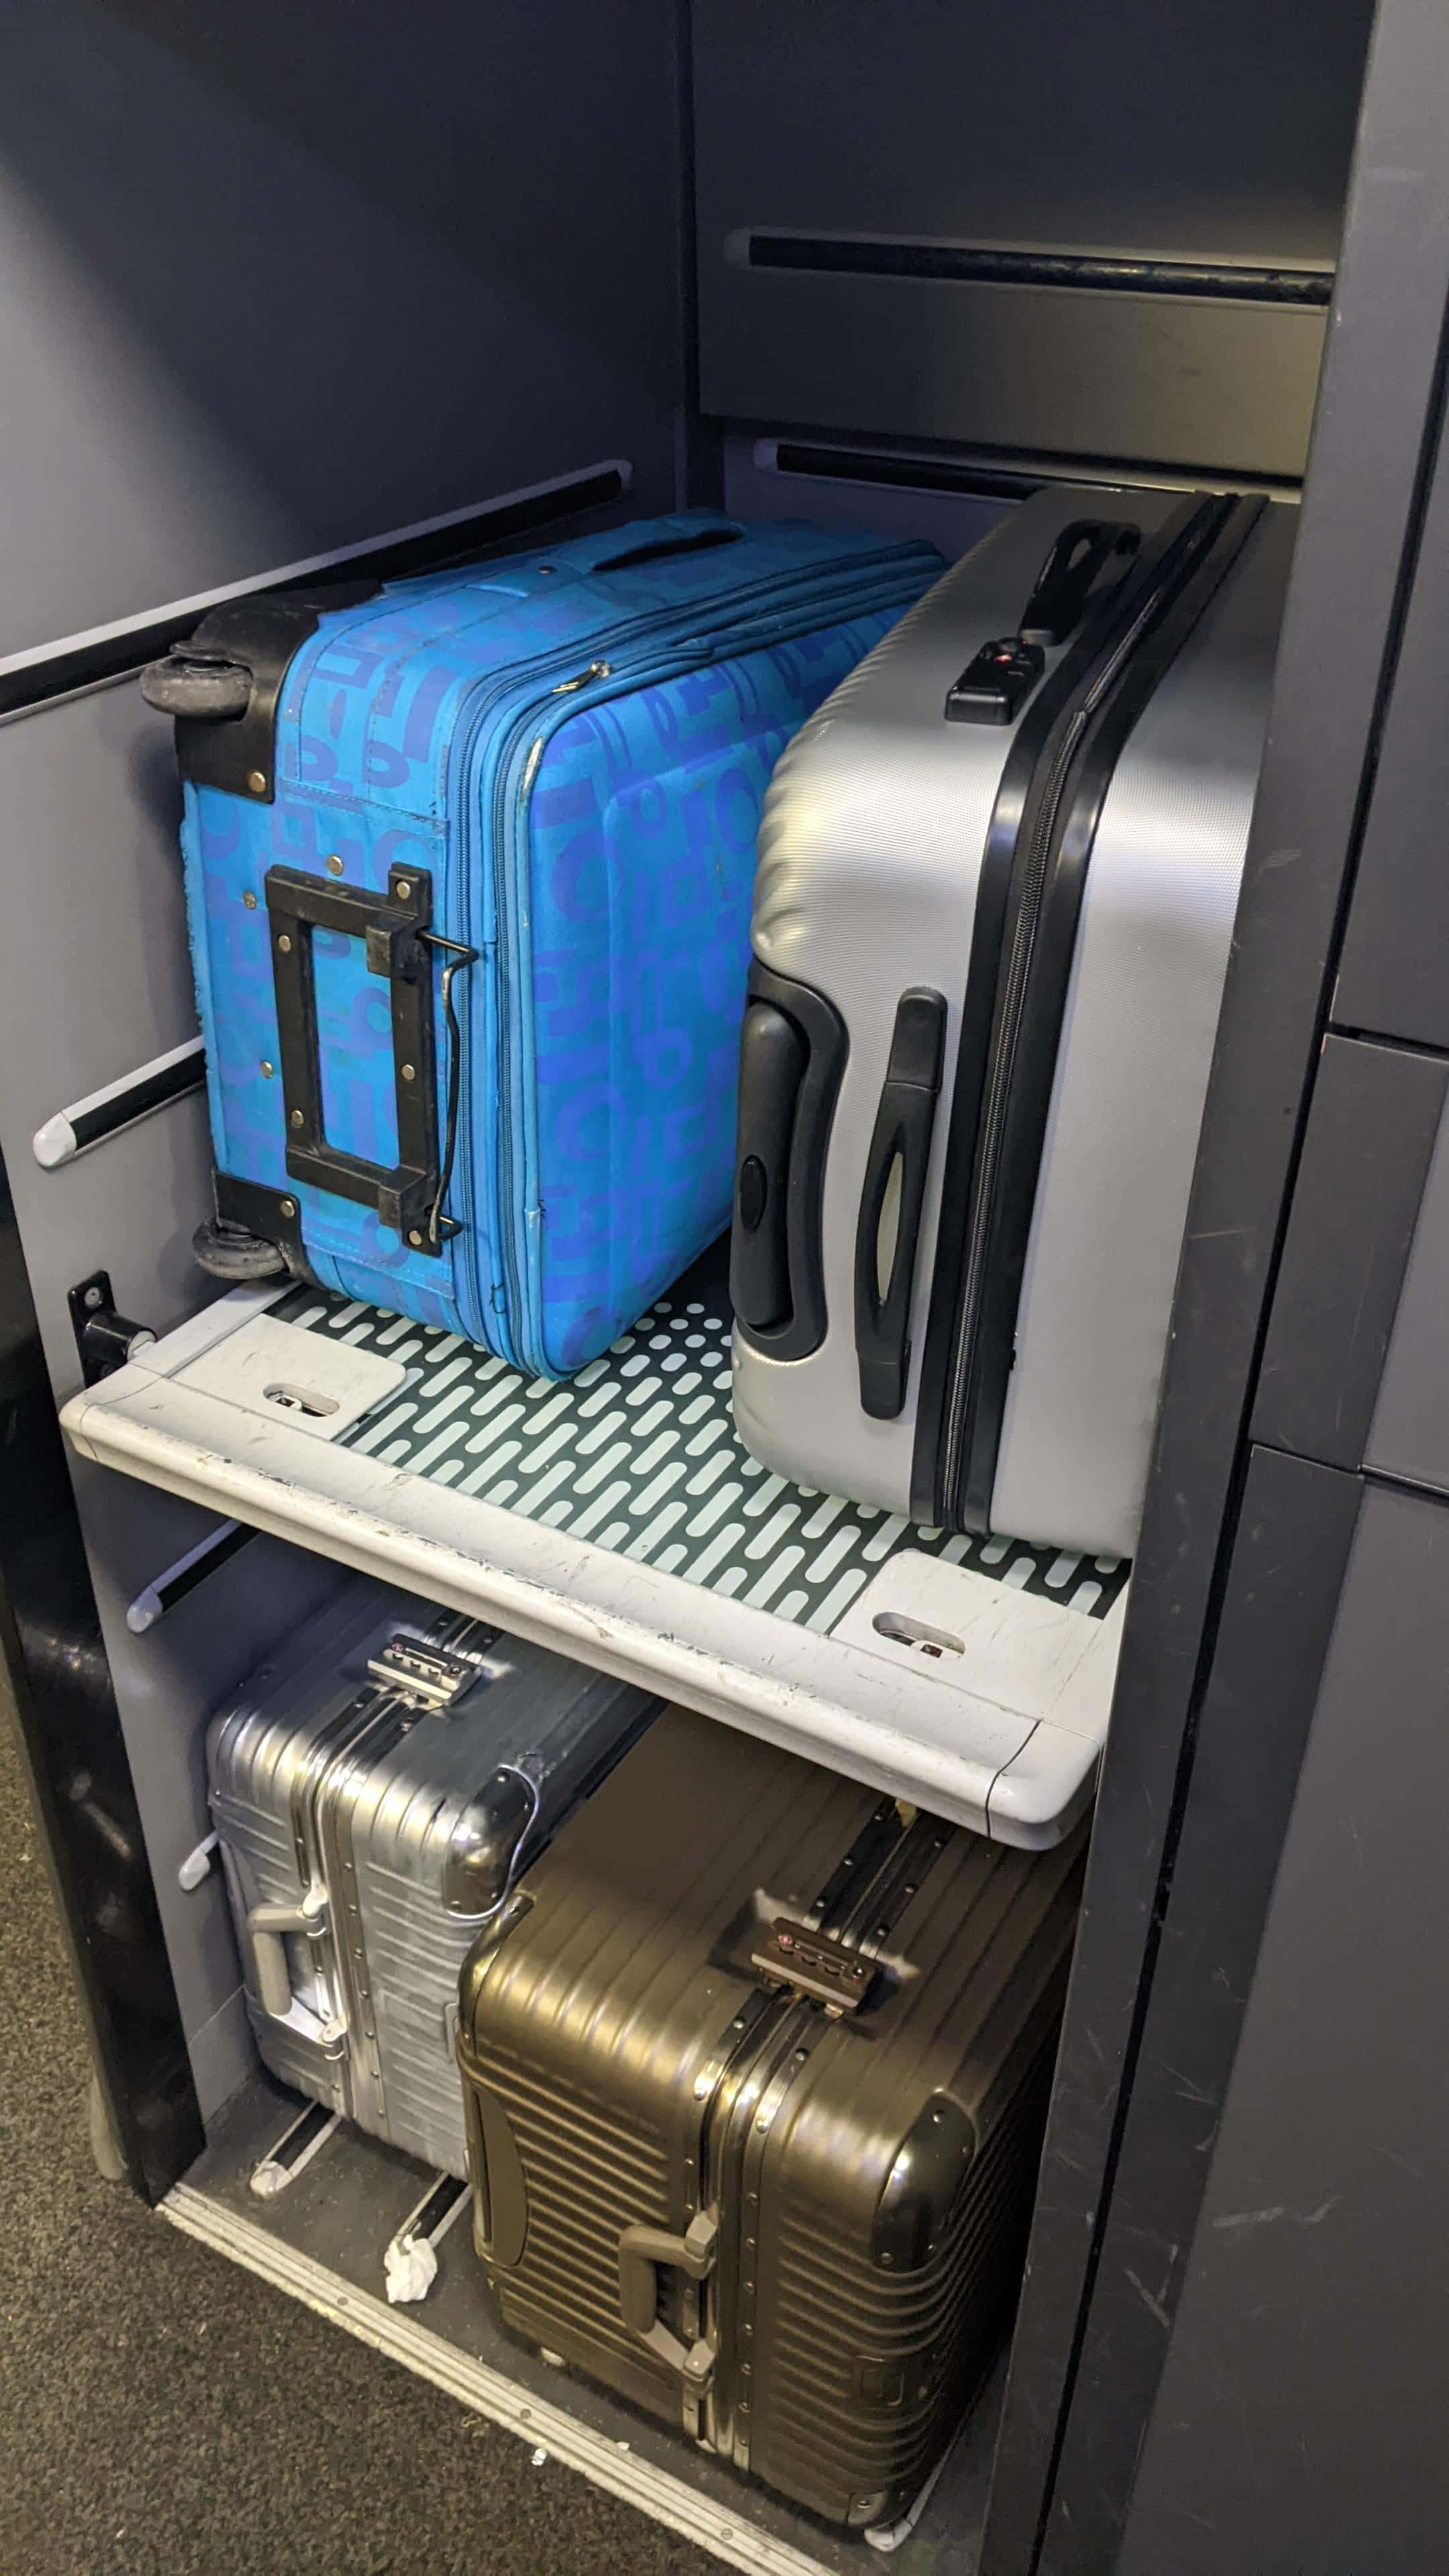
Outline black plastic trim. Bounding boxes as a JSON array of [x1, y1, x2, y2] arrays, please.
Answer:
[[1253, 1033, 1448, 1468], [0, 1141, 201, 2203], [771, 441, 1044, 504], [144, 585, 378, 801], [266, 861, 445, 1250], [213, 1171, 310, 1268], [953, 496, 1263, 1532], [731, 961, 847, 1362], [68, 1049, 207, 1153], [907, 496, 1202, 1525], [0, 466, 629, 731], [746, 234, 1334, 307], [853, 989, 946, 1419]]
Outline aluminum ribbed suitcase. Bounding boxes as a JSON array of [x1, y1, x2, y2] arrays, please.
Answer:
[[208, 1579, 655, 2179], [729, 488, 1296, 1556], [456, 1704, 1082, 2527]]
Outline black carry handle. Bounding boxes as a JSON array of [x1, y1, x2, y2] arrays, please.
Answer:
[[854, 990, 947, 1419], [729, 965, 848, 1359], [732, 1000, 807, 1332], [1018, 519, 1140, 646], [264, 861, 476, 1256], [590, 525, 744, 573], [945, 518, 1142, 725]]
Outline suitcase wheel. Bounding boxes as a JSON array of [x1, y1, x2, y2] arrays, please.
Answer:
[[140, 651, 252, 722], [193, 1214, 292, 1283]]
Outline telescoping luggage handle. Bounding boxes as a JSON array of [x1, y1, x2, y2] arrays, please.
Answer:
[[945, 518, 1140, 724], [264, 861, 478, 1255]]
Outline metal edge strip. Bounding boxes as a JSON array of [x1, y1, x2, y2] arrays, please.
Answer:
[[60, 1359, 1112, 1839], [159, 2182, 840, 2576]]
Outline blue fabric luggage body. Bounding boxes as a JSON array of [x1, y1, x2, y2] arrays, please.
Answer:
[[144, 514, 938, 1373]]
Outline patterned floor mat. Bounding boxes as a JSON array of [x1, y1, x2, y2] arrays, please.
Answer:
[[278, 1250, 1128, 1638]]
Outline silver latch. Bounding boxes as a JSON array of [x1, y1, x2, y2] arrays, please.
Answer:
[[367, 1629, 498, 1711]]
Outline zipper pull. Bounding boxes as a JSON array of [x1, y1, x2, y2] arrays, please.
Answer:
[[551, 659, 612, 694]]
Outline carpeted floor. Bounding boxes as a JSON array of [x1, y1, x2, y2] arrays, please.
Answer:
[[0, 1703, 715, 2576]]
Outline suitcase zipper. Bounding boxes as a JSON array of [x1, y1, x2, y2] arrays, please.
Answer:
[[282, 1611, 493, 2123], [694, 1807, 955, 2466], [473, 553, 943, 1373], [931, 494, 1259, 1529], [442, 549, 932, 1353]]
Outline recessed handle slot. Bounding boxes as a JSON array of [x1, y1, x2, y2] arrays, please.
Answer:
[[262, 1382, 339, 1419], [873, 1609, 966, 1662]]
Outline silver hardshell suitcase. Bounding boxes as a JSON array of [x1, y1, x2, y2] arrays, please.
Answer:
[[208, 1580, 656, 2178], [731, 488, 1295, 1558]]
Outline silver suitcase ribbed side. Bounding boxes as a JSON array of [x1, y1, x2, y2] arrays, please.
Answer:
[[208, 1579, 655, 2177]]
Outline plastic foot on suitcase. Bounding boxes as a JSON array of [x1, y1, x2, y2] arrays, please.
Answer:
[[248, 2100, 341, 2198], [863, 2441, 952, 2553]]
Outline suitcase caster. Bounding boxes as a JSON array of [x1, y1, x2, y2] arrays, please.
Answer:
[[193, 1214, 292, 1283]]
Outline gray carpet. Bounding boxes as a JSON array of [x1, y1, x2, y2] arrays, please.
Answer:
[[0, 1704, 715, 2576]]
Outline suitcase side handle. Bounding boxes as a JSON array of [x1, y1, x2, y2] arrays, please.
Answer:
[[854, 989, 947, 1419], [590, 525, 744, 573], [246, 1892, 326, 2020], [618, 2212, 718, 2388], [731, 964, 849, 1360], [1018, 518, 1141, 647], [263, 861, 478, 1258]]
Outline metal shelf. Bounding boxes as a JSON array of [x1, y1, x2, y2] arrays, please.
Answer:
[[61, 1246, 1127, 1843]]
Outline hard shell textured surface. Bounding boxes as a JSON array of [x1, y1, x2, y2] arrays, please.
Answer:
[[179, 513, 939, 1373], [208, 1578, 655, 2178], [733, 491, 1294, 1556], [457, 1704, 1082, 2522]]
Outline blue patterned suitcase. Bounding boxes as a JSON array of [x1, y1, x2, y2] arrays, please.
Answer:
[[142, 514, 938, 1373]]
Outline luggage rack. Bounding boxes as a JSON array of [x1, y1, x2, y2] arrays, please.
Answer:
[[60, 1244, 1128, 1843], [170, 2066, 1005, 2576]]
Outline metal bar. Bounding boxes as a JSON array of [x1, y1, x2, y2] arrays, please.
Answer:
[[32, 1034, 206, 1170], [746, 235, 1334, 307]]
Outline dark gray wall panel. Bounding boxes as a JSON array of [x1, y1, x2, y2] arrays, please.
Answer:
[[1334, 400, 1449, 1046], [981, 0, 1449, 2559], [693, 0, 1371, 474], [1367, 1103, 1449, 1496], [1254, 1035, 1447, 1469], [0, 0, 682, 657], [0, 676, 348, 2119], [1120, 1481, 1449, 2576], [1038, 1448, 1364, 2575]]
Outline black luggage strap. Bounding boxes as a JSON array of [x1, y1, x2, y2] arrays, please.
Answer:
[[264, 861, 478, 1255]]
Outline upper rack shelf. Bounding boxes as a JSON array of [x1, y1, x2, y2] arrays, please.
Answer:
[[60, 1245, 1126, 1845]]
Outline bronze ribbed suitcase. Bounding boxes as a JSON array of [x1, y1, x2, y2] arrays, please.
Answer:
[[456, 1705, 1083, 2527]]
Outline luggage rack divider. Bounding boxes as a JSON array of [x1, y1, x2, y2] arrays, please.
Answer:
[[248, 2100, 343, 2200]]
